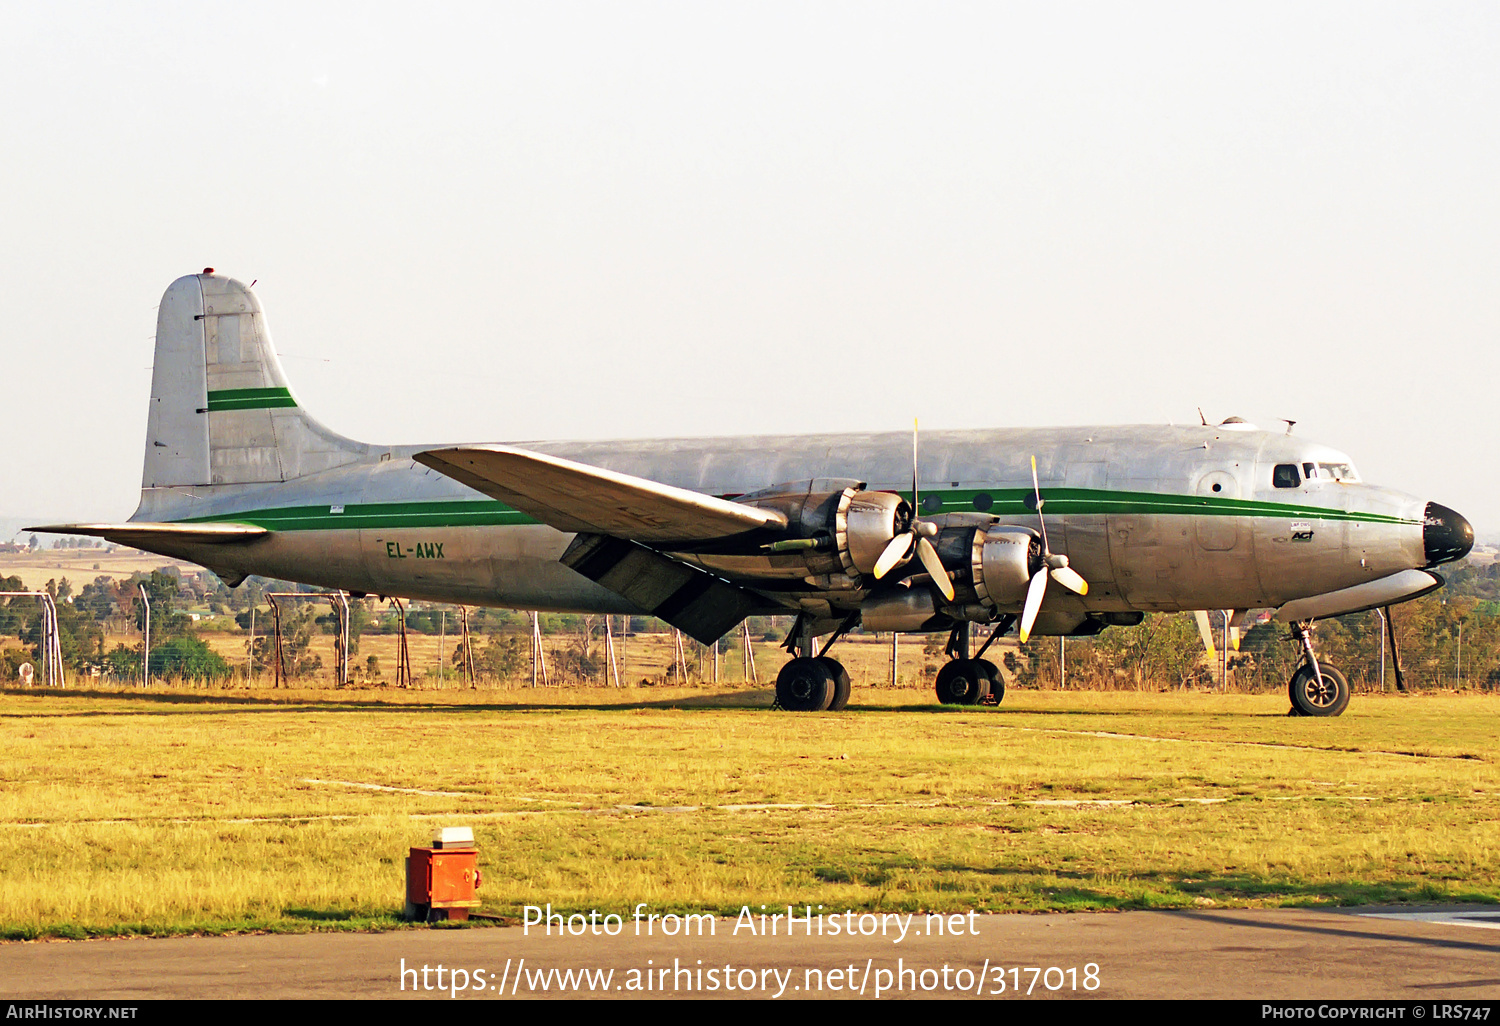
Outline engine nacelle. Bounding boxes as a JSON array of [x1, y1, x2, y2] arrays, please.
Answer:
[[838, 489, 910, 576], [860, 589, 942, 632], [970, 526, 1040, 610], [739, 481, 912, 580]]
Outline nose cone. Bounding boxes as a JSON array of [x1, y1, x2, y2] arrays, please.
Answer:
[[1423, 502, 1474, 566]]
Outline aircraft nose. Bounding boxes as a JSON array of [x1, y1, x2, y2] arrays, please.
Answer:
[[1423, 502, 1474, 566]]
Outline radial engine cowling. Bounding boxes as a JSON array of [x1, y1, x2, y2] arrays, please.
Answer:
[[740, 482, 912, 579], [971, 526, 1040, 610], [839, 489, 911, 575]]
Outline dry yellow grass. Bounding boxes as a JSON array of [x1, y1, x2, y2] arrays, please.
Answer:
[[189, 630, 943, 690], [0, 548, 199, 591], [1, 687, 1495, 938]]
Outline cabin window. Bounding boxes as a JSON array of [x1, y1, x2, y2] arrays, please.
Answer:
[[1273, 464, 1301, 488]]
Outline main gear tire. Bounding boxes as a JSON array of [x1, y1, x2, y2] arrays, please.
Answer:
[[818, 657, 852, 711], [777, 657, 835, 711], [1288, 664, 1350, 717], [935, 659, 990, 706], [976, 658, 1004, 705]]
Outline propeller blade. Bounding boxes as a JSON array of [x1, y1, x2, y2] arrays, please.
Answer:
[[1030, 455, 1049, 551], [1194, 610, 1216, 656], [1018, 568, 1049, 643], [915, 536, 954, 601], [912, 417, 920, 513], [1049, 564, 1089, 596], [874, 533, 914, 578]]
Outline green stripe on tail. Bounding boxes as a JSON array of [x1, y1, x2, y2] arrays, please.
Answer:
[[206, 387, 298, 412]]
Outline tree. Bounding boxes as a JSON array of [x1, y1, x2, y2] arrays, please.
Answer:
[[249, 602, 323, 679], [102, 644, 140, 682], [148, 635, 231, 682], [1087, 613, 1204, 689], [453, 634, 527, 682]]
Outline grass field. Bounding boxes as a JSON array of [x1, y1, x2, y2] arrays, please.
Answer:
[[1, 685, 1496, 940], [0, 549, 196, 591]]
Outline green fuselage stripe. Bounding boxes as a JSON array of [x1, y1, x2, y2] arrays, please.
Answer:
[[174, 487, 1418, 533], [907, 487, 1413, 525], [206, 387, 297, 412]]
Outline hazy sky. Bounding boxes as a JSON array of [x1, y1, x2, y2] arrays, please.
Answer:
[[2, 2, 1497, 532]]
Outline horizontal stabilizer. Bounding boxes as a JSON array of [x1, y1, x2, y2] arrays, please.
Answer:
[[561, 534, 767, 644], [414, 444, 787, 544], [26, 523, 269, 548]]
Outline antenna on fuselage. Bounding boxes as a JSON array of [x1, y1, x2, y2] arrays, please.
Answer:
[[1197, 407, 1208, 426], [1279, 419, 1297, 435]]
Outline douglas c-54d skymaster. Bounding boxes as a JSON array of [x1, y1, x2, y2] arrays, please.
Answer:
[[34, 271, 1474, 716]]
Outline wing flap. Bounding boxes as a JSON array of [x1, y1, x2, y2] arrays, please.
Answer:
[[561, 533, 769, 643], [414, 444, 787, 544]]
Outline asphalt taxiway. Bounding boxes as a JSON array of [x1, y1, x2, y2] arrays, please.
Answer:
[[2, 906, 1498, 1000]]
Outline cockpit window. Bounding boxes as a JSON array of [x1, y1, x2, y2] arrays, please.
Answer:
[[1318, 462, 1358, 482], [1303, 462, 1317, 479], [1273, 464, 1301, 488]]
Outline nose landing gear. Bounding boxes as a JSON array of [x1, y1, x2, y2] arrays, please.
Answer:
[[1287, 620, 1350, 717]]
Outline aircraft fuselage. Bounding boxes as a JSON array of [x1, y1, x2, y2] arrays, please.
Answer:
[[130, 422, 1438, 623]]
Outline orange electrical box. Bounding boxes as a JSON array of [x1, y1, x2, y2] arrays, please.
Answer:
[[405, 828, 482, 922]]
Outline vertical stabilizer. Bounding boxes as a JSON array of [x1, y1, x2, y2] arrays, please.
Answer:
[[141, 271, 373, 491]]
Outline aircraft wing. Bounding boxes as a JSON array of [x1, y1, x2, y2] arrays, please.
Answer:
[[413, 444, 788, 544], [26, 523, 268, 547]]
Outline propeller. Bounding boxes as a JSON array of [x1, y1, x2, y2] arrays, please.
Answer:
[[1018, 455, 1089, 643], [872, 419, 955, 601]]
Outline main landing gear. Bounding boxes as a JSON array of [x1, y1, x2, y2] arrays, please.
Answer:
[[1286, 620, 1350, 717], [774, 614, 853, 712], [773, 614, 1014, 712], [934, 618, 1012, 707], [775, 657, 851, 712]]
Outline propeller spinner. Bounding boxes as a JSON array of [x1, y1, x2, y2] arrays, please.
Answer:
[[1018, 455, 1089, 643]]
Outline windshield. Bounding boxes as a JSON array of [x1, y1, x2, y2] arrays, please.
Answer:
[[1318, 462, 1359, 482]]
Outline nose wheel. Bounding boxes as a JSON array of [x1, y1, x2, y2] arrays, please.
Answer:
[[1289, 663, 1350, 717], [1286, 621, 1350, 717]]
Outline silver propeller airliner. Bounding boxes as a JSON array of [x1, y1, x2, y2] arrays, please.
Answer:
[[35, 271, 1474, 716]]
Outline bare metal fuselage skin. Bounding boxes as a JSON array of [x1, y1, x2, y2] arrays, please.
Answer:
[[39, 270, 1454, 636], [131, 424, 1429, 623]]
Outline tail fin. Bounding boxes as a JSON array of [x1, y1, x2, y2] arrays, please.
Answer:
[[142, 271, 373, 491]]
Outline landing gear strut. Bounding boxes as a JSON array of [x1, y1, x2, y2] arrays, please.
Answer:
[[1286, 620, 1350, 717], [774, 613, 854, 712], [934, 620, 1008, 707]]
